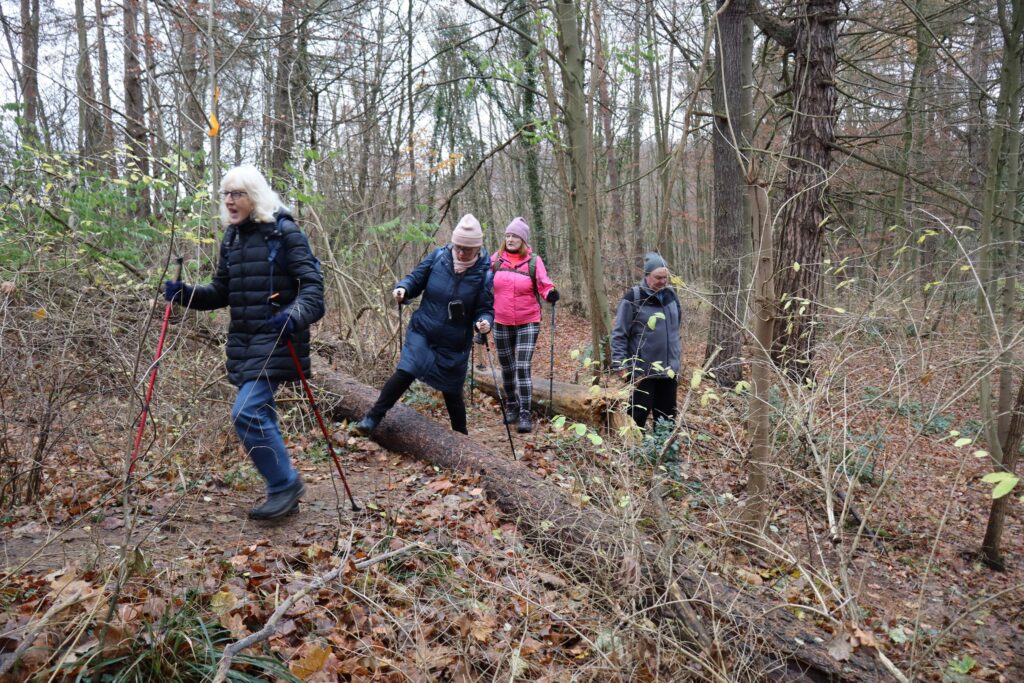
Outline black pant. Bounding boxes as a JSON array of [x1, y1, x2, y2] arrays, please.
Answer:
[[630, 376, 677, 429], [367, 369, 468, 434]]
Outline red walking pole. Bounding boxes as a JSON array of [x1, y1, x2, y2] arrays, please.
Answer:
[[127, 256, 183, 481], [285, 338, 360, 512]]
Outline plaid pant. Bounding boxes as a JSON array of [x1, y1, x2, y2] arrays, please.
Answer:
[[494, 322, 541, 412]]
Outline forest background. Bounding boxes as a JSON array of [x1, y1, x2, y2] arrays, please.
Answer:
[[0, 0, 1022, 680]]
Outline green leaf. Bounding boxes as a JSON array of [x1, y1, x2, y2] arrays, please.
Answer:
[[690, 369, 703, 390], [792, 262, 801, 272], [647, 311, 665, 330], [586, 432, 603, 446], [573, 423, 587, 436], [991, 476, 1019, 499], [887, 626, 909, 644], [551, 415, 567, 429], [953, 437, 972, 448]]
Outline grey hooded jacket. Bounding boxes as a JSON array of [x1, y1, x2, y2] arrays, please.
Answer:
[[610, 282, 682, 380]]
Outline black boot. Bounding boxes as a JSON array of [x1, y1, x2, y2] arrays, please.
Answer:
[[517, 411, 533, 434], [353, 414, 380, 436], [249, 477, 305, 520], [503, 401, 520, 425]]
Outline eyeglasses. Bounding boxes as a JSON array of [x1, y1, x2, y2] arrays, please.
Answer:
[[221, 190, 248, 200]]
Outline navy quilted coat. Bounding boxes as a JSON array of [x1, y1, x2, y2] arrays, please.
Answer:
[[396, 246, 494, 393]]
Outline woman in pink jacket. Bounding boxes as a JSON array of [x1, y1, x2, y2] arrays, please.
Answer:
[[490, 217, 558, 433]]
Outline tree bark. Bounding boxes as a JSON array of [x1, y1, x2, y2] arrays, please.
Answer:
[[469, 365, 630, 431], [74, 0, 101, 157], [19, 0, 40, 141], [552, 0, 612, 367], [123, 0, 150, 217], [318, 367, 893, 682], [269, 0, 298, 180], [981, 376, 1024, 570], [93, 0, 117, 175], [705, 0, 751, 388], [754, 0, 838, 379], [744, 178, 774, 529]]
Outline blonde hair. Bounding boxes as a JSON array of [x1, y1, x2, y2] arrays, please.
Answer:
[[218, 165, 288, 226]]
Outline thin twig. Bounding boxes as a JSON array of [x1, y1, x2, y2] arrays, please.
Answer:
[[212, 542, 421, 682]]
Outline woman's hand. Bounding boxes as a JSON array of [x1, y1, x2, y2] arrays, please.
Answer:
[[474, 320, 491, 335], [393, 287, 406, 303]]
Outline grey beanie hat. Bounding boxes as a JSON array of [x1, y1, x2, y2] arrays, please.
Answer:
[[643, 251, 668, 274]]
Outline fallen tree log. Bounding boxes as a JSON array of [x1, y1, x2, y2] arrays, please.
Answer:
[[320, 366, 893, 682], [469, 365, 631, 432]]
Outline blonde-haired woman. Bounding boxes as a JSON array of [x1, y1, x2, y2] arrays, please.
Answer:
[[164, 165, 325, 521]]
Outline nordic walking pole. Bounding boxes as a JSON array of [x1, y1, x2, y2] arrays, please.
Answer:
[[285, 338, 360, 512], [549, 302, 556, 409], [480, 333, 517, 460], [127, 256, 183, 482], [469, 342, 475, 407]]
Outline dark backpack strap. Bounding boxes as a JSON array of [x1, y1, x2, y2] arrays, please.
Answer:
[[493, 253, 542, 305]]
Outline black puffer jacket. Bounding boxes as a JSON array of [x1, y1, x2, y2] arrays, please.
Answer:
[[180, 210, 325, 386]]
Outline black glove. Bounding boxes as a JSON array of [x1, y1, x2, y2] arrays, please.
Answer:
[[164, 280, 184, 303], [267, 311, 296, 337], [546, 289, 560, 304]]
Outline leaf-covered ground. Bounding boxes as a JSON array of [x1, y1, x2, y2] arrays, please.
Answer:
[[2, 300, 1022, 681]]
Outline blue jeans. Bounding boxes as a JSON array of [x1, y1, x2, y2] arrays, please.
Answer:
[[231, 379, 298, 494]]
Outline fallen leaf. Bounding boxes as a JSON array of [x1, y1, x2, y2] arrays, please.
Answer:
[[826, 630, 853, 661], [290, 644, 330, 679], [210, 590, 237, 615]]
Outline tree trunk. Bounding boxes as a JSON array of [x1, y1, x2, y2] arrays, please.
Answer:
[[756, 0, 839, 379], [93, 0, 117, 175], [553, 0, 612, 368], [981, 377, 1024, 570], [180, 0, 207, 187], [976, 0, 1023, 465], [74, 0, 101, 157], [123, 0, 150, 217], [270, 0, 298, 180], [318, 367, 892, 682], [705, 0, 751, 388], [516, 0, 547, 258], [592, 1, 625, 286], [19, 0, 39, 141], [469, 366, 629, 431], [743, 178, 773, 530]]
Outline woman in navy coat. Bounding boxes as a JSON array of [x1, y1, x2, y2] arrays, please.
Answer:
[[355, 214, 494, 435]]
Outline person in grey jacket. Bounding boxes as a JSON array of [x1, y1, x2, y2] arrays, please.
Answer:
[[610, 252, 682, 429]]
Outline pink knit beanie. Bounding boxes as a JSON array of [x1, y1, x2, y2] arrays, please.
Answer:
[[504, 217, 529, 244], [451, 214, 483, 248]]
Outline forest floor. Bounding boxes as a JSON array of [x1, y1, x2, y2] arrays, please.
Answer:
[[1, 302, 1022, 681]]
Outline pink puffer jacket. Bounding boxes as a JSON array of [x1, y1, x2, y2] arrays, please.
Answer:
[[490, 248, 555, 326]]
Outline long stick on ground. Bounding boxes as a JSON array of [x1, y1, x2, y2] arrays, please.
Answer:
[[212, 543, 420, 682]]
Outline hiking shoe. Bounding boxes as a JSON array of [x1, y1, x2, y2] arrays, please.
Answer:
[[517, 412, 533, 434], [249, 477, 305, 520], [503, 402, 520, 425], [353, 415, 380, 436]]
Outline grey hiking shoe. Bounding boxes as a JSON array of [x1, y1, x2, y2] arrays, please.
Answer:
[[248, 477, 305, 520]]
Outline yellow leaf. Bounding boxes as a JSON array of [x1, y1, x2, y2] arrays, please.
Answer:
[[290, 645, 331, 679], [210, 590, 237, 615], [953, 437, 972, 448], [959, 265, 971, 272], [792, 262, 801, 272], [207, 112, 220, 137], [690, 369, 703, 390], [33, 307, 47, 319]]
